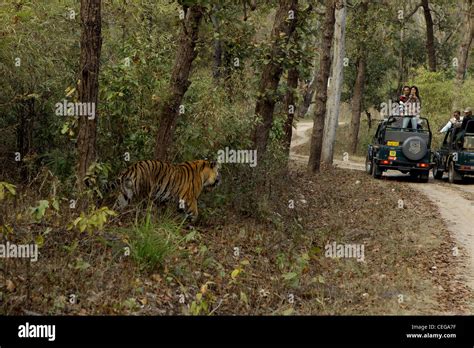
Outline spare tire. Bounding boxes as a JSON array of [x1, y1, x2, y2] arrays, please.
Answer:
[[402, 136, 427, 161]]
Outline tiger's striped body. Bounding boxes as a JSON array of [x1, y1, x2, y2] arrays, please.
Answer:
[[114, 159, 221, 221]]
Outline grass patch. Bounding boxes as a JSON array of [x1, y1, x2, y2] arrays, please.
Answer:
[[123, 208, 186, 272]]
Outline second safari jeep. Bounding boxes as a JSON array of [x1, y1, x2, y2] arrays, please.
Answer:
[[433, 119, 474, 183]]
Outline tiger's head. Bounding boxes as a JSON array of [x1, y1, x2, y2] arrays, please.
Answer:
[[198, 160, 221, 188]]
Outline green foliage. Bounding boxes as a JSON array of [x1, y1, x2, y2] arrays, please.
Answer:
[[29, 198, 59, 222], [282, 252, 310, 288], [343, 2, 398, 109], [73, 257, 91, 270], [0, 182, 16, 201], [39, 149, 75, 179], [187, 281, 217, 316], [174, 70, 255, 160], [67, 206, 117, 234], [84, 162, 112, 199], [30, 200, 51, 222], [0, 1, 79, 180]]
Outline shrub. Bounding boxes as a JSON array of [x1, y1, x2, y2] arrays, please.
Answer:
[[125, 209, 185, 271]]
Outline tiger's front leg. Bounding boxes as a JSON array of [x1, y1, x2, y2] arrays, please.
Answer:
[[186, 199, 198, 222], [178, 197, 198, 223]]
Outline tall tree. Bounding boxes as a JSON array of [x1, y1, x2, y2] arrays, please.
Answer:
[[211, 5, 222, 82], [455, 0, 473, 85], [154, 5, 204, 160], [421, 0, 436, 71], [308, 0, 336, 173], [299, 4, 329, 118], [283, 3, 313, 153], [253, 0, 298, 156], [453, 0, 473, 110], [299, 52, 317, 118], [14, 94, 35, 182], [349, 1, 368, 155], [349, 56, 366, 154], [397, 2, 421, 94], [321, 0, 346, 164], [76, 0, 102, 190]]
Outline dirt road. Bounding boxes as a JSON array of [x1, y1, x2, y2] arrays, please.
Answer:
[[404, 179, 474, 289], [290, 120, 474, 290]]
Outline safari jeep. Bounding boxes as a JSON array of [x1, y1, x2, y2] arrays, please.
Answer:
[[432, 119, 474, 183], [366, 115, 433, 182]]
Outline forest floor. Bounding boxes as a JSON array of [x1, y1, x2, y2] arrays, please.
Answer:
[[1, 121, 473, 315]]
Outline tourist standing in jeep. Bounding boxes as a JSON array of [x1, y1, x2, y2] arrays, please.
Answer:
[[398, 86, 411, 116], [402, 86, 421, 129]]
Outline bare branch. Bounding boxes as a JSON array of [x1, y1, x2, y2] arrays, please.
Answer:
[[405, 2, 423, 21]]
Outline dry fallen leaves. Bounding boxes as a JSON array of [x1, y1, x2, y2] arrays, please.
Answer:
[[6, 279, 15, 292]]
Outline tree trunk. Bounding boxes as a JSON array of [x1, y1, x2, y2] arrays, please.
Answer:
[[283, 67, 299, 152], [453, 0, 473, 110], [349, 55, 366, 155], [16, 97, 35, 182], [421, 0, 437, 71], [253, 0, 298, 156], [366, 110, 372, 129], [308, 0, 336, 173], [321, 0, 346, 164], [397, 26, 405, 98], [300, 46, 319, 117], [456, 0, 473, 82], [211, 5, 222, 81], [154, 5, 204, 161], [396, 3, 421, 95], [76, 0, 102, 190], [348, 0, 368, 155]]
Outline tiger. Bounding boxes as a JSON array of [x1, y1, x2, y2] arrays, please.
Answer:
[[111, 159, 221, 221]]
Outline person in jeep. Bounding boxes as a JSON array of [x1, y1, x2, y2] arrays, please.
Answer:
[[397, 86, 409, 116], [402, 86, 421, 129], [399, 86, 411, 104], [460, 107, 472, 129], [456, 107, 472, 143], [440, 110, 461, 133]]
